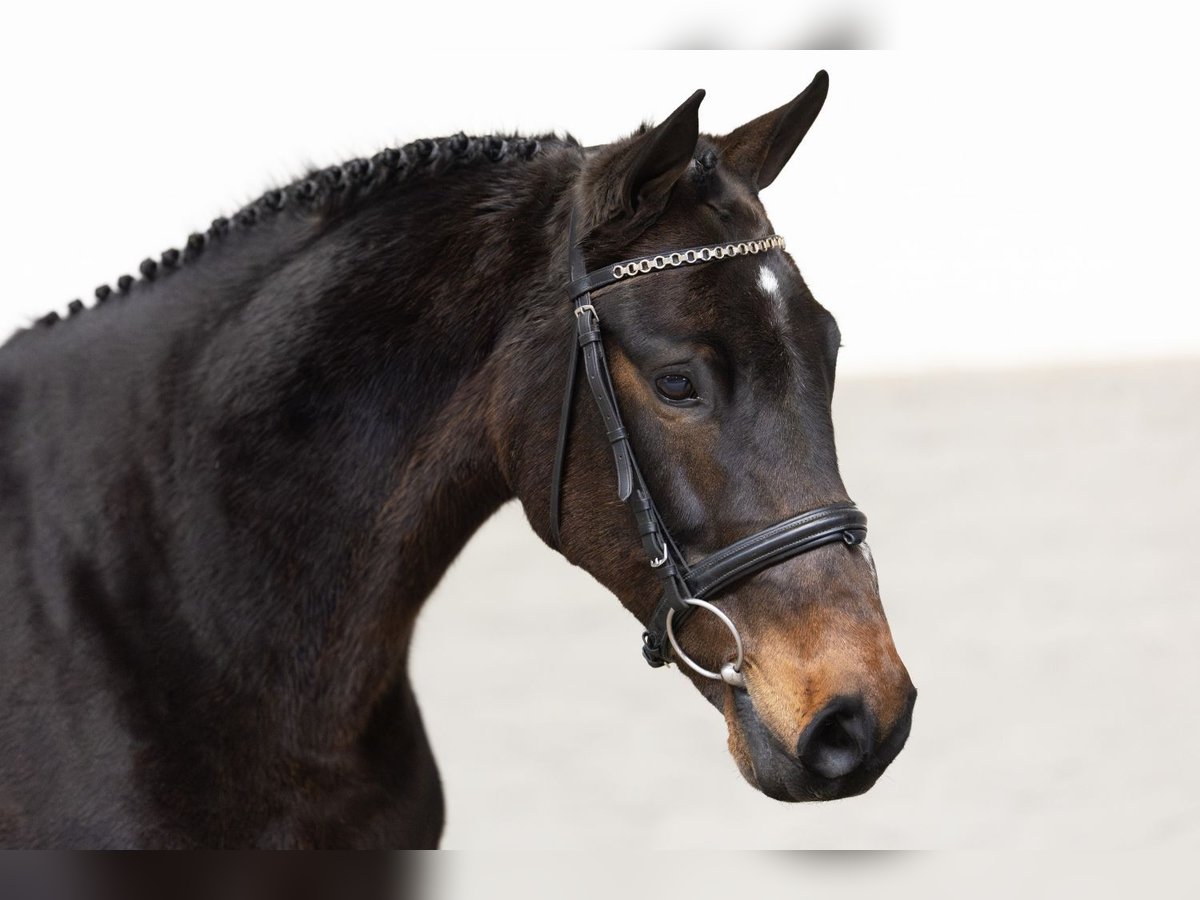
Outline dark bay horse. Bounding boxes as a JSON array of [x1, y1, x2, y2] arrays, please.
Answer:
[[0, 71, 914, 848]]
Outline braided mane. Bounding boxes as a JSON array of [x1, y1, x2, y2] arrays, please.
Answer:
[[32, 132, 577, 330]]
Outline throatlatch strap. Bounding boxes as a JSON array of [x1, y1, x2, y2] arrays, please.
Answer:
[[548, 212, 595, 549], [548, 332, 579, 548]]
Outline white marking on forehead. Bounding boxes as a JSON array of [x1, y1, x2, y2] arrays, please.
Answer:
[[757, 262, 789, 330], [757, 264, 780, 299]]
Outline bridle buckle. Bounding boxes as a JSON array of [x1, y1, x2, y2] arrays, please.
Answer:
[[641, 631, 667, 668]]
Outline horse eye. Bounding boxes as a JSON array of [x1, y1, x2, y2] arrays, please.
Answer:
[[655, 374, 697, 402]]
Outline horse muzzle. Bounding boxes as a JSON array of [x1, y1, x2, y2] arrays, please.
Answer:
[[728, 684, 916, 802]]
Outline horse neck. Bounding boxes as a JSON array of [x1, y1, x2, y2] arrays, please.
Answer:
[[9, 155, 575, 744]]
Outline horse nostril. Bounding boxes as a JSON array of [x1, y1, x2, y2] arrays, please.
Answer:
[[797, 697, 874, 780]]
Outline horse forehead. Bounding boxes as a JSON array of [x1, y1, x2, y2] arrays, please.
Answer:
[[625, 244, 809, 347], [706, 255, 808, 338]]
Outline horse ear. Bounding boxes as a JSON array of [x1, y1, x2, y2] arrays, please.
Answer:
[[716, 70, 829, 191], [593, 89, 705, 224]]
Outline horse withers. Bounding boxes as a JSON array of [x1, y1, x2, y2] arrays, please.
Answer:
[[0, 70, 914, 847]]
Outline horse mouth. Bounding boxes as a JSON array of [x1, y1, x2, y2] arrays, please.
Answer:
[[728, 686, 915, 802]]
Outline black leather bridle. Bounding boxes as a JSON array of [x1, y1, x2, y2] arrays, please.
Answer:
[[549, 212, 867, 688]]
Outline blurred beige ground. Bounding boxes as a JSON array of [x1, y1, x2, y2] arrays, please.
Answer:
[[410, 360, 1200, 849]]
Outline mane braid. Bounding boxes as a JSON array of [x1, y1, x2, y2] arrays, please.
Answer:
[[29, 131, 578, 331]]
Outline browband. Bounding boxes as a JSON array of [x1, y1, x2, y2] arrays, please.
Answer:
[[566, 235, 787, 301], [550, 211, 867, 684]]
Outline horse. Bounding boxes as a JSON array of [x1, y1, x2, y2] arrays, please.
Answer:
[[0, 70, 915, 848]]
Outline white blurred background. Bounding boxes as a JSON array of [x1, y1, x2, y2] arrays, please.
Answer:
[[1, 4, 1197, 854], [3, 42, 1197, 372]]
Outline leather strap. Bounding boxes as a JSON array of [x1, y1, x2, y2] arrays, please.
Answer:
[[550, 212, 638, 547], [573, 294, 696, 668], [575, 306, 635, 502], [686, 502, 866, 599], [548, 324, 580, 547]]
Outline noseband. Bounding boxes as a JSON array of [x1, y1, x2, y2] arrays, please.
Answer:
[[549, 212, 867, 689]]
